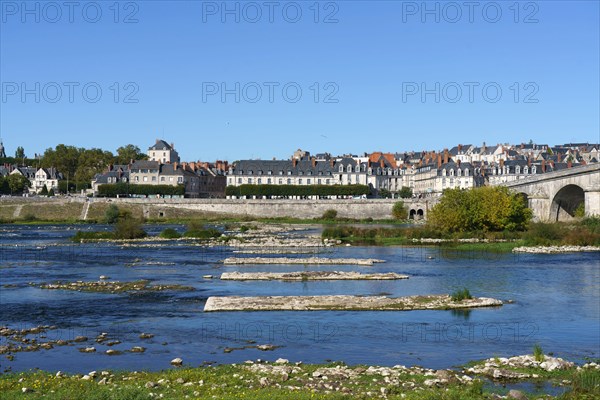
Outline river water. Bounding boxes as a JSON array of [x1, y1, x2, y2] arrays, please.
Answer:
[[1, 224, 599, 373]]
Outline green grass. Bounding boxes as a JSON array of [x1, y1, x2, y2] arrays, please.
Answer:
[[0, 362, 597, 400], [159, 228, 181, 239], [71, 231, 115, 242], [534, 344, 545, 362], [451, 288, 473, 302]]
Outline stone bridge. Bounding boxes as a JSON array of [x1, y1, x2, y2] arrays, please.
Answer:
[[503, 163, 600, 221]]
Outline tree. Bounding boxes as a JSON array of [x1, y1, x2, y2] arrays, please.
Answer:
[[392, 201, 408, 220], [398, 186, 413, 199], [41, 145, 82, 180], [6, 174, 31, 194], [116, 144, 147, 164], [75, 148, 115, 184], [379, 189, 391, 198], [114, 214, 147, 239], [15, 146, 25, 159], [104, 204, 120, 224], [48, 188, 55, 197], [40, 185, 49, 196], [0, 177, 9, 194], [428, 187, 532, 232]]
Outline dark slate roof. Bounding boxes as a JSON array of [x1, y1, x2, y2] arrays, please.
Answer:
[[15, 167, 37, 178], [131, 160, 160, 170], [159, 164, 184, 176], [40, 168, 63, 180], [149, 140, 173, 151]]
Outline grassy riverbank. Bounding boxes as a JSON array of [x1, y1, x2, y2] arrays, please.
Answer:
[[1, 360, 598, 399], [322, 218, 600, 251]]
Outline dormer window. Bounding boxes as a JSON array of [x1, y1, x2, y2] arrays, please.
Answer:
[[450, 169, 455, 176], [524, 166, 529, 174], [347, 165, 353, 173], [516, 166, 521, 174], [339, 165, 344, 173], [442, 169, 447, 176], [464, 169, 469, 177], [457, 169, 462, 176]]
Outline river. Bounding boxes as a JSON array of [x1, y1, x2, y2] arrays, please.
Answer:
[[1, 224, 598, 373]]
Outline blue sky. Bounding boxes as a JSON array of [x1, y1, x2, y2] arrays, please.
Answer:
[[1, 0, 599, 161]]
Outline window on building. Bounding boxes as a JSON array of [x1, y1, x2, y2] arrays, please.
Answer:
[[307, 179, 311, 184], [257, 178, 262, 184], [326, 179, 330, 184], [143, 176, 148, 182], [278, 178, 283, 184], [287, 178, 291, 184], [267, 178, 272, 184], [237, 178, 242, 184], [248, 178, 253, 184], [464, 168, 469, 176], [152, 176, 157, 182], [516, 166, 521, 174], [298, 179, 303, 184]]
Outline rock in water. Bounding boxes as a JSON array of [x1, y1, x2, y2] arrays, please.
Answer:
[[171, 357, 183, 366]]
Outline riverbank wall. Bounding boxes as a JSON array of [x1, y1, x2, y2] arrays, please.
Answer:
[[0, 197, 435, 221]]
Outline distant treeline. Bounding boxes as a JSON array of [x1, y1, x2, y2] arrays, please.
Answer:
[[225, 184, 371, 197]]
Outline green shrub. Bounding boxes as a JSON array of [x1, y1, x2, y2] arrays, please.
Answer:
[[40, 185, 48, 196], [522, 222, 565, 246], [451, 288, 472, 302], [183, 228, 221, 239], [392, 201, 408, 220], [322, 209, 338, 220], [398, 186, 413, 199], [97, 183, 185, 197], [240, 225, 250, 233], [429, 187, 532, 232], [71, 231, 115, 242], [574, 203, 586, 218], [533, 344, 545, 362], [104, 204, 120, 224], [159, 228, 181, 239], [21, 213, 37, 222], [114, 216, 147, 240], [48, 188, 55, 197]]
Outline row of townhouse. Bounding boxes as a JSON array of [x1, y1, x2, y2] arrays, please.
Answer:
[[91, 161, 227, 198], [91, 140, 227, 198], [227, 143, 599, 198], [226, 151, 413, 197]]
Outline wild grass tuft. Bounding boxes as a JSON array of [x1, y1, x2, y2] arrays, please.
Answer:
[[451, 288, 472, 302]]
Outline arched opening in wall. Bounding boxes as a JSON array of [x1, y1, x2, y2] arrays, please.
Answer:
[[409, 209, 416, 220], [550, 184, 585, 221], [416, 209, 424, 220]]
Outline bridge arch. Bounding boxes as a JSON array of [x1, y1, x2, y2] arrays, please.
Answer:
[[416, 209, 424, 220], [550, 184, 585, 221], [409, 209, 416, 219]]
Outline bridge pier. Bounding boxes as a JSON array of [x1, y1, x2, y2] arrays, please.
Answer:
[[584, 189, 600, 217], [528, 195, 551, 222]]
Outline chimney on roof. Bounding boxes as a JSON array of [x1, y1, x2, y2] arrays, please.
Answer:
[[457, 159, 461, 167], [500, 159, 505, 168], [170, 142, 175, 149], [458, 144, 462, 152], [443, 149, 449, 164], [557, 153, 562, 162], [292, 158, 297, 167], [437, 154, 442, 168], [567, 161, 572, 168], [173, 162, 179, 170], [330, 159, 334, 168], [380, 159, 385, 168], [311, 157, 316, 167], [541, 160, 546, 173]]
